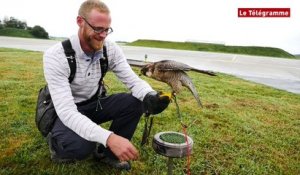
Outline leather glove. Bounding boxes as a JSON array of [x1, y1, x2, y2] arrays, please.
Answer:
[[143, 91, 171, 115]]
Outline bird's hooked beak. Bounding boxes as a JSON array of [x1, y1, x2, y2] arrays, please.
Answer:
[[139, 66, 147, 76]]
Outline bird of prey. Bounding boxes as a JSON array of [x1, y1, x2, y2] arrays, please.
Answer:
[[140, 60, 216, 107]]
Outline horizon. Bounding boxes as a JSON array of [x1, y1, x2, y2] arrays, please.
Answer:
[[0, 0, 299, 54]]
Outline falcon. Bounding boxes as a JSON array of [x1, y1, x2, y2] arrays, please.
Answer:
[[140, 60, 216, 107]]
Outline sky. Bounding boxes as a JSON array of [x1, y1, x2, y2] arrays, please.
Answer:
[[0, 0, 299, 54]]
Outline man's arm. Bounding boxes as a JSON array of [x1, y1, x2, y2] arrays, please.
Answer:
[[107, 42, 154, 101], [107, 41, 171, 114]]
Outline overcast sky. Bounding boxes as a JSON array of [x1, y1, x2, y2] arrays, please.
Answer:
[[0, 0, 299, 54]]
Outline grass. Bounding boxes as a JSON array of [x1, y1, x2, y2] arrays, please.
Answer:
[[0, 48, 300, 175], [128, 39, 296, 59], [0, 28, 35, 38]]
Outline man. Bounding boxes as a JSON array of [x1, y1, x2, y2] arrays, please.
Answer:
[[43, 0, 169, 171]]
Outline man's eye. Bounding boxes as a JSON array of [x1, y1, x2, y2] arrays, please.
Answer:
[[95, 28, 105, 32]]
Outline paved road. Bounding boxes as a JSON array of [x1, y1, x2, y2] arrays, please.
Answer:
[[1, 36, 299, 94]]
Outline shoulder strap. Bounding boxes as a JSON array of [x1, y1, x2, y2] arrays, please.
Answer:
[[61, 40, 107, 85], [62, 39, 76, 83], [100, 45, 108, 82], [98, 45, 109, 97]]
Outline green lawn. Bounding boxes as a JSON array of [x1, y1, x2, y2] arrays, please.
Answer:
[[128, 40, 295, 59], [0, 48, 299, 175]]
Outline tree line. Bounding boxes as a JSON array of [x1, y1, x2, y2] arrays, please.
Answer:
[[0, 16, 49, 39]]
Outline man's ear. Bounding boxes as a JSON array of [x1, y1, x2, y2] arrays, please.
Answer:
[[76, 16, 84, 27]]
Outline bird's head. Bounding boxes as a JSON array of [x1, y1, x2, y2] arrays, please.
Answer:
[[140, 63, 154, 77]]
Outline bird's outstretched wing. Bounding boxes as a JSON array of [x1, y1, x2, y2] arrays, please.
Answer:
[[155, 60, 192, 71]]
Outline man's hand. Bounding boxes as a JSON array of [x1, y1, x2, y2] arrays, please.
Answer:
[[106, 133, 139, 161], [143, 91, 171, 115]]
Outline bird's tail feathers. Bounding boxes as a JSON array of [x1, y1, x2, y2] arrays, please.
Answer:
[[182, 77, 203, 107], [192, 69, 216, 76]]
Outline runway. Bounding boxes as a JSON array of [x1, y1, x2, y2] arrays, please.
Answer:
[[1, 36, 299, 94]]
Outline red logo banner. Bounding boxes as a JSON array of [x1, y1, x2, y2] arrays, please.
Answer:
[[238, 8, 290, 18]]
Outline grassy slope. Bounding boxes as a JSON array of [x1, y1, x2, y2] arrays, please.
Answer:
[[0, 28, 295, 59], [128, 40, 295, 59], [0, 28, 34, 38], [0, 48, 299, 175]]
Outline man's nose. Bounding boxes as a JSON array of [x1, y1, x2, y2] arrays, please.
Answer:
[[98, 31, 108, 37]]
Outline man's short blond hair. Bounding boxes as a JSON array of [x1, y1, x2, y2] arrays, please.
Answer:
[[78, 0, 110, 18]]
